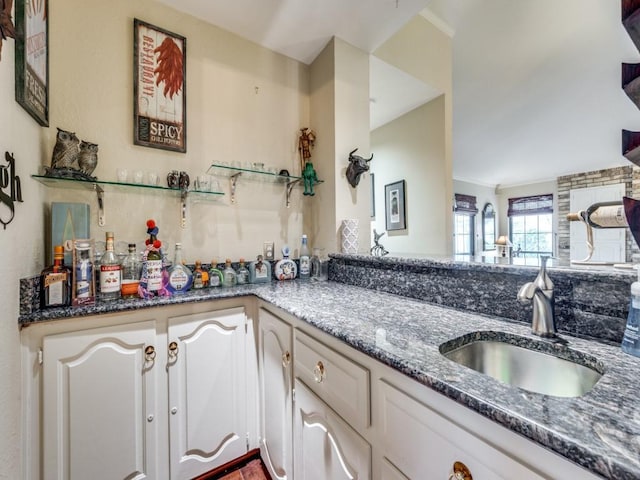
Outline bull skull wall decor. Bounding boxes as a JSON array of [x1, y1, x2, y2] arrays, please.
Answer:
[[346, 148, 373, 188]]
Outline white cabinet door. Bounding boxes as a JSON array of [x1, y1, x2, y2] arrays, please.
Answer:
[[294, 379, 371, 480], [379, 380, 545, 480], [258, 308, 293, 480], [167, 307, 247, 480], [42, 320, 159, 480]]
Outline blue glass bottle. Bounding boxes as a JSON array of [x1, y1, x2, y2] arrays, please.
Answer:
[[622, 271, 640, 358]]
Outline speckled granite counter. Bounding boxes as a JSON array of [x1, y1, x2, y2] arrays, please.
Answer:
[[19, 280, 640, 479]]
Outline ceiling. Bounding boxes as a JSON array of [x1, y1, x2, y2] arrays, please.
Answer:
[[155, 0, 640, 188]]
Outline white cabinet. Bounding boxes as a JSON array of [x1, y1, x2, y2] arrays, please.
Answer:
[[43, 320, 159, 480], [34, 302, 254, 480], [258, 308, 293, 480], [378, 380, 545, 480], [293, 380, 371, 480], [167, 307, 249, 479]]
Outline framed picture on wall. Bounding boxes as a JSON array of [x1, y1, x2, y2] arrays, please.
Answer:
[[133, 19, 187, 153], [385, 180, 406, 231], [370, 173, 375, 218], [15, 0, 49, 126]]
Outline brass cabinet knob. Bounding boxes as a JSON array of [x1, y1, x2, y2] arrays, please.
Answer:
[[313, 360, 325, 383], [168, 341, 179, 358], [449, 461, 472, 480], [144, 345, 156, 362], [282, 350, 291, 367]]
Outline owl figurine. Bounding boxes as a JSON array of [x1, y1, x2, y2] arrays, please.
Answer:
[[78, 141, 98, 177], [50, 128, 80, 170]]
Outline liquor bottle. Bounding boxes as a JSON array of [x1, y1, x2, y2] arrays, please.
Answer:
[[274, 246, 297, 281], [566, 201, 627, 228], [120, 243, 141, 299], [40, 245, 72, 308], [167, 243, 193, 294], [145, 247, 164, 295], [99, 232, 122, 302], [249, 254, 271, 283], [222, 258, 237, 287], [236, 258, 250, 285], [208, 259, 223, 288], [192, 260, 208, 289], [299, 234, 311, 279], [74, 240, 95, 306]]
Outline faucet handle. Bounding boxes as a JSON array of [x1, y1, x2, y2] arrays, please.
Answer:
[[535, 255, 555, 291]]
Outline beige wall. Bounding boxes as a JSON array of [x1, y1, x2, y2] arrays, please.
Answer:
[[371, 97, 448, 255], [0, 23, 47, 480], [44, 0, 311, 263], [309, 38, 371, 254], [373, 15, 453, 253], [2, 1, 315, 476]]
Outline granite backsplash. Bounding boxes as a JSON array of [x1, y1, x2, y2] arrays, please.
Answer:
[[328, 254, 635, 345]]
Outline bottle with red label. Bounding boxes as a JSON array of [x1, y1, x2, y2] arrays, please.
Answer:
[[99, 232, 122, 302]]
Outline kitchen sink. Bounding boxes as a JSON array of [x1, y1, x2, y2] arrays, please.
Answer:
[[439, 332, 604, 398]]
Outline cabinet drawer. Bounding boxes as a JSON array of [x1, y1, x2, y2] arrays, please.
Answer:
[[294, 330, 370, 429], [379, 380, 545, 480]]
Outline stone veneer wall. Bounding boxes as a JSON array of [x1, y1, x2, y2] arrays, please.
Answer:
[[329, 254, 633, 345], [556, 165, 640, 263]]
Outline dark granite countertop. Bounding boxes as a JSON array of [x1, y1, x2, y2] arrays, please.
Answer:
[[19, 281, 640, 479]]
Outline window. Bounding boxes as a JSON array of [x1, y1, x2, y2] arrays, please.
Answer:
[[454, 194, 478, 255], [454, 214, 475, 255], [508, 195, 553, 258]]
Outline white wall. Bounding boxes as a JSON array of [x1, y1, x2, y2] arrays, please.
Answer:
[[0, 30, 47, 480]]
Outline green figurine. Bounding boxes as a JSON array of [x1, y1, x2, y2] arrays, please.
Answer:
[[302, 161, 318, 196]]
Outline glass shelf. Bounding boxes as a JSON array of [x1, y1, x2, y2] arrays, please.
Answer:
[[207, 163, 322, 206], [32, 174, 224, 228], [31, 174, 224, 197]]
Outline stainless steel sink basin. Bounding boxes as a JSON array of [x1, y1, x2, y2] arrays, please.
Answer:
[[440, 333, 604, 398]]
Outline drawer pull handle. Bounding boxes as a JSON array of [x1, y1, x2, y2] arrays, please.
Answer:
[[168, 341, 179, 358], [145, 345, 156, 362], [282, 350, 291, 367], [313, 361, 325, 383], [448, 461, 472, 480]]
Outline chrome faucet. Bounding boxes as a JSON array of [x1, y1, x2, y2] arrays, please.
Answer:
[[517, 255, 557, 337]]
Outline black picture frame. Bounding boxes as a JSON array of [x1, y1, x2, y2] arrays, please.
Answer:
[[14, 0, 49, 127], [385, 180, 406, 231], [370, 173, 375, 218], [133, 19, 187, 153]]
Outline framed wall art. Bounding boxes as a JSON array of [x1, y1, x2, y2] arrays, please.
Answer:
[[385, 180, 406, 231], [15, 0, 49, 126], [370, 173, 375, 218], [133, 19, 186, 153]]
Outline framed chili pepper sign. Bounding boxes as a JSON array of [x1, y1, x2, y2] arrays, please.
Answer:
[[133, 19, 186, 153]]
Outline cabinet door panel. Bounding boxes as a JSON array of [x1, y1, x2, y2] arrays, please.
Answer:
[[294, 380, 371, 480], [168, 307, 247, 480], [259, 309, 293, 480], [43, 321, 158, 480], [380, 380, 545, 480]]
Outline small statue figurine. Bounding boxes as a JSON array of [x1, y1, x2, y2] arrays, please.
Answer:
[[370, 229, 389, 256], [302, 162, 318, 196], [46, 127, 99, 181], [298, 127, 316, 172]]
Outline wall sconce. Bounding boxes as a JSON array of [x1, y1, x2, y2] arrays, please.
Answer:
[[495, 235, 512, 257]]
